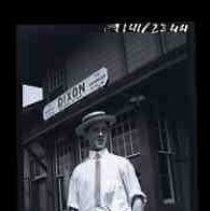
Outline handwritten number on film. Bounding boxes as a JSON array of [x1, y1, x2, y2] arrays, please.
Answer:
[[104, 23, 189, 33]]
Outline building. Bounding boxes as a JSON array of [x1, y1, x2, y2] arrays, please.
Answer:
[[18, 24, 197, 211]]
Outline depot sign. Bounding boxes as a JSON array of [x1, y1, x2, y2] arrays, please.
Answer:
[[43, 67, 108, 121]]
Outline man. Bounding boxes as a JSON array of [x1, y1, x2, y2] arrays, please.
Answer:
[[67, 111, 147, 211]]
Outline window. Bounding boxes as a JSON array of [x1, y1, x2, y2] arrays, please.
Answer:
[[157, 113, 176, 204], [111, 110, 141, 158], [49, 68, 65, 91], [47, 68, 66, 99]]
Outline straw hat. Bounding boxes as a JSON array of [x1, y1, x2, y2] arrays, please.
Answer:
[[75, 111, 116, 136]]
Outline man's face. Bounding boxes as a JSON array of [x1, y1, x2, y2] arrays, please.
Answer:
[[86, 121, 110, 151]]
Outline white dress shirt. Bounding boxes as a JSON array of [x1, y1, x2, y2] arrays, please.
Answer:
[[67, 148, 147, 211]]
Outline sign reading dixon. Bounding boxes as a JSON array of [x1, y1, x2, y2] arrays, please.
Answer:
[[43, 67, 108, 121]]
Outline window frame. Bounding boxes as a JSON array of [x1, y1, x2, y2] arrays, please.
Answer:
[[111, 111, 141, 158]]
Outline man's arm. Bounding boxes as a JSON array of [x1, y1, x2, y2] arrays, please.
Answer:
[[121, 159, 147, 210]]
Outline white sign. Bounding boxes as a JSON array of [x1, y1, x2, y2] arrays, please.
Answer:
[[43, 67, 108, 121]]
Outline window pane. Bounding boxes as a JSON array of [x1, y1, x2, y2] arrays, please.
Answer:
[[160, 175, 172, 199], [118, 136, 125, 156], [125, 133, 132, 155], [60, 177, 67, 210], [112, 137, 118, 154], [158, 153, 175, 203], [132, 130, 141, 154], [159, 153, 168, 175], [158, 119, 168, 151]]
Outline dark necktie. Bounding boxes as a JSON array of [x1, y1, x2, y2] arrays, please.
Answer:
[[95, 152, 101, 207]]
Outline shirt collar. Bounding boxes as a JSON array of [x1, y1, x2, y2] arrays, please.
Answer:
[[88, 148, 109, 159]]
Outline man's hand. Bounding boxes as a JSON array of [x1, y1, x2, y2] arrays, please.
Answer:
[[132, 198, 144, 211]]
